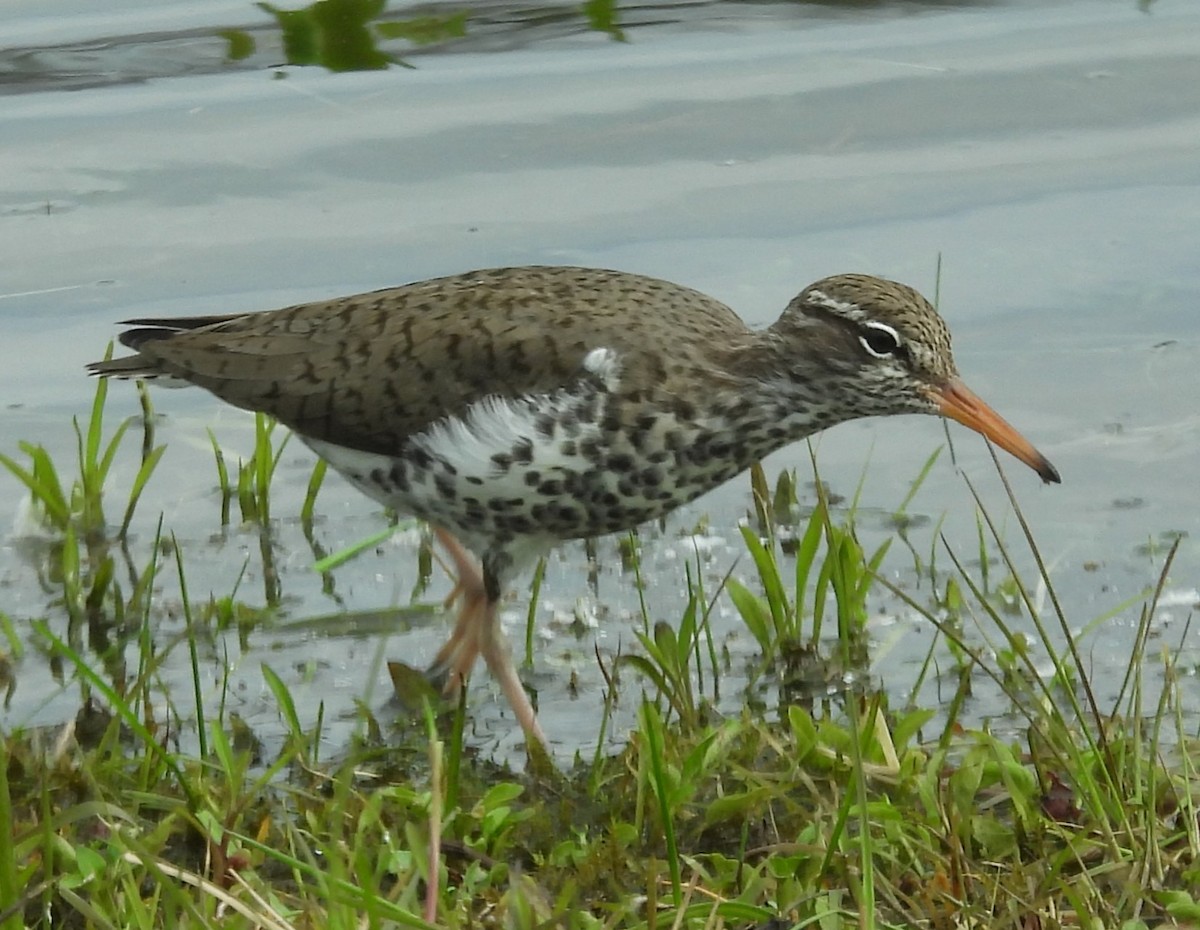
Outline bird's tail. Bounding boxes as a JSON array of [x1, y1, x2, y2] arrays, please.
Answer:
[[86, 315, 236, 383], [86, 354, 189, 385]]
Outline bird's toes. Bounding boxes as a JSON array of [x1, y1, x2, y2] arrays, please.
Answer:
[[424, 659, 466, 697]]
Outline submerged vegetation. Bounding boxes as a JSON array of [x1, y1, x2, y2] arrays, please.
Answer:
[[219, 0, 623, 74], [0, 379, 1197, 929]]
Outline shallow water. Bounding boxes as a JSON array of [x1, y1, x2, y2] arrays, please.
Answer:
[[2, 0, 1199, 760]]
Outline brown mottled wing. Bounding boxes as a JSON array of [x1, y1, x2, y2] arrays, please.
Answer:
[[90, 266, 748, 455]]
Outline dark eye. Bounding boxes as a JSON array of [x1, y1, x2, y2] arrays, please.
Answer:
[[859, 322, 902, 359]]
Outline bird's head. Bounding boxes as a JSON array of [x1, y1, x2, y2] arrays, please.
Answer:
[[775, 273, 1060, 484]]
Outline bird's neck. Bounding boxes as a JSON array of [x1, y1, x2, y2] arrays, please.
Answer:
[[694, 330, 871, 460], [691, 379, 858, 469]]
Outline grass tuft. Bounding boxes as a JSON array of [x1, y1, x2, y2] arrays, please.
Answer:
[[3, 388, 1199, 928]]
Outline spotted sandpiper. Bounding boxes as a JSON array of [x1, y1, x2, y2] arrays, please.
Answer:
[[89, 266, 1059, 748]]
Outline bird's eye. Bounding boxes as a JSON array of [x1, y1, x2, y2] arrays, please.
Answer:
[[859, 322, 903, 359]]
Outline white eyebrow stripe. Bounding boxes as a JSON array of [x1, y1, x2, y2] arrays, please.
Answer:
[[805, 289, 866, 321]]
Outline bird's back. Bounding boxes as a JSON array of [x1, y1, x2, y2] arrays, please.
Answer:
[[92, 266, 750, 454]]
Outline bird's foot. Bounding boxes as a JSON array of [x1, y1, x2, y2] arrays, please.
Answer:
[[426, 526, 549, 754]]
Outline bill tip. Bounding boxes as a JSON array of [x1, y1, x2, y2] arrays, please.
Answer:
[[1039, 460, 1062, 485]]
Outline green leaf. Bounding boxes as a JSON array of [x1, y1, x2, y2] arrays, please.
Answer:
[[702, 786, 773, 827], [120, 444, 166, 538], [312, 521, 413, 572], [787, 705, 818, 762], [261, 662, 302, 737], [725, 578, 771, 653], [1160, 890, 1200, 921], [738, 525, 790, 635], [219, 28, 257, 60], [889, 707, 935, 753], [0, 448, 69, 529], [480, 782, 524, 812], [260, 0, 391, 71], [582, 0, 625, 40]]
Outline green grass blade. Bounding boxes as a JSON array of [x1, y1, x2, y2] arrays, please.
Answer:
[[792, 495, 826, 624], [893, 445, 941, 516], [170, 531, 208, 761], [0, 731, 18, 930], [261, 662, 304, 741], [95, 418, 131, 491], [639, 701, 682, 909], [725, 578, 772, 654], [83, 353, 110, 474], [300, 457, 327, 525], [207, 428, 232, 525], [0, 448, 70, 530], [523, 556, 546, 669], [119, 444, 166, 539], [312, 522, 415, 573], [737, 524, 790, 639], [32, 620, 198, 810]]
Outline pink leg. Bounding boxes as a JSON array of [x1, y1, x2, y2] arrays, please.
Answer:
[[427, 528, 489, 694], [427, 528, 547, 749]]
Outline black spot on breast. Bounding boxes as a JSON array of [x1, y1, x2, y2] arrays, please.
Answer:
[[538, 479, 562, 496], [491, 452, 513, 471], [672, 399, 696, 420], [410, 448, 432, 470], [535, 414, 556, 439], [607, 453, 635, 473], [524, 470, 542, 487], [577, 396, 599, 423], [434, 474, 457, 500], [512, 438, 534, 465], [687, 437, 711, 462]]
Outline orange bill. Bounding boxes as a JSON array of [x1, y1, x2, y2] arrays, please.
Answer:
[[934, 378, 1060, 484]]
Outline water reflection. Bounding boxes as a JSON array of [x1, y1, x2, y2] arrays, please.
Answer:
[[0, 0, 1024, 94]]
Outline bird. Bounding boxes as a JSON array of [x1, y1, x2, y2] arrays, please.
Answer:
[[89, 265, 1060, 749]]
